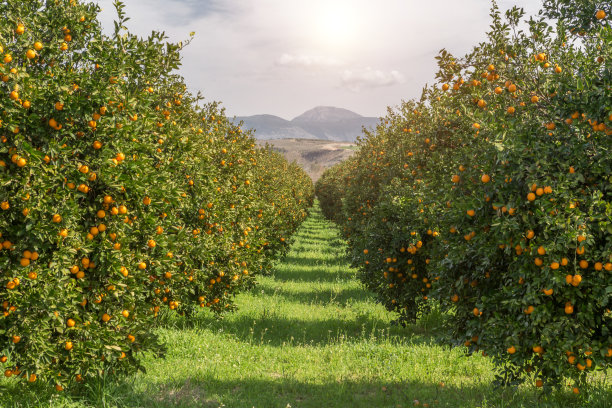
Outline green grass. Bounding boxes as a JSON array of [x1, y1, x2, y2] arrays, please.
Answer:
[[1, 203, 610, 407]]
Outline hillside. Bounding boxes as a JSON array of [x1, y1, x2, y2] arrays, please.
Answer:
[[256, 138, 356, 182], [236, 106, 379, 142]]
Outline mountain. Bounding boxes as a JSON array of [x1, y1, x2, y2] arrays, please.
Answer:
[[234, 106, 379, 142]]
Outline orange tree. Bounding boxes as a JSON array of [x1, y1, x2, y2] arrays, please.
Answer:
[[317, 1, 610, 392], [0, 0, 312, 391]]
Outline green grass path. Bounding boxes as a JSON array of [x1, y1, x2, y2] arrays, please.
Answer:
[[2, 203, 609, 407]]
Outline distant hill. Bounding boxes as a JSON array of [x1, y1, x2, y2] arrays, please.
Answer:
[[235, 106, 379, 142], [256, 138, 357, 182]]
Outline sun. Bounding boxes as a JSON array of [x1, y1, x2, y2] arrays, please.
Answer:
[[316, 4, 357, 48]]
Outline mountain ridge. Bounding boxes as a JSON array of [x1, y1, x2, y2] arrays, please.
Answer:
[[234, 106, 379, 142]]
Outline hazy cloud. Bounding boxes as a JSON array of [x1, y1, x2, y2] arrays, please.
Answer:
[[276, 53, 343, 68], [341, 68, 405, 91], [95, 0, 543, 118]]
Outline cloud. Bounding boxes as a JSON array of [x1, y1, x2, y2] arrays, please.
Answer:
[[340, 68, 405, 91], [276, 53, 342, 68]]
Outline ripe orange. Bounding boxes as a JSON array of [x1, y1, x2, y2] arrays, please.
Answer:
[[596, 10, 606, 19]]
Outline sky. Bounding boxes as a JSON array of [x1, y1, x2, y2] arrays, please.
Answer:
[[96, 0, 542, 120]]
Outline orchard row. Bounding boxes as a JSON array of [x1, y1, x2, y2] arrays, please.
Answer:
[[317, 1, 610, 393], [0, 0, 313, 390]]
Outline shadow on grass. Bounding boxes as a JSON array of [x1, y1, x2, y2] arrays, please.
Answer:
[[267, 286, 372, 307], [35, 372, 609, 408], [167, 309, 433, 348]]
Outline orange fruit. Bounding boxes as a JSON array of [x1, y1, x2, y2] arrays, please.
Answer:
[[596, 10, 606, 19], [507, 346, 516, 354]]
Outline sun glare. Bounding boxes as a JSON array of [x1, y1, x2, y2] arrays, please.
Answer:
[[316, 4, 357, 48]]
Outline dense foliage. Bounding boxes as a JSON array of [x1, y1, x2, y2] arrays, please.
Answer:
[[0, 0, 313, 390], [316, 1, 610, 393]]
